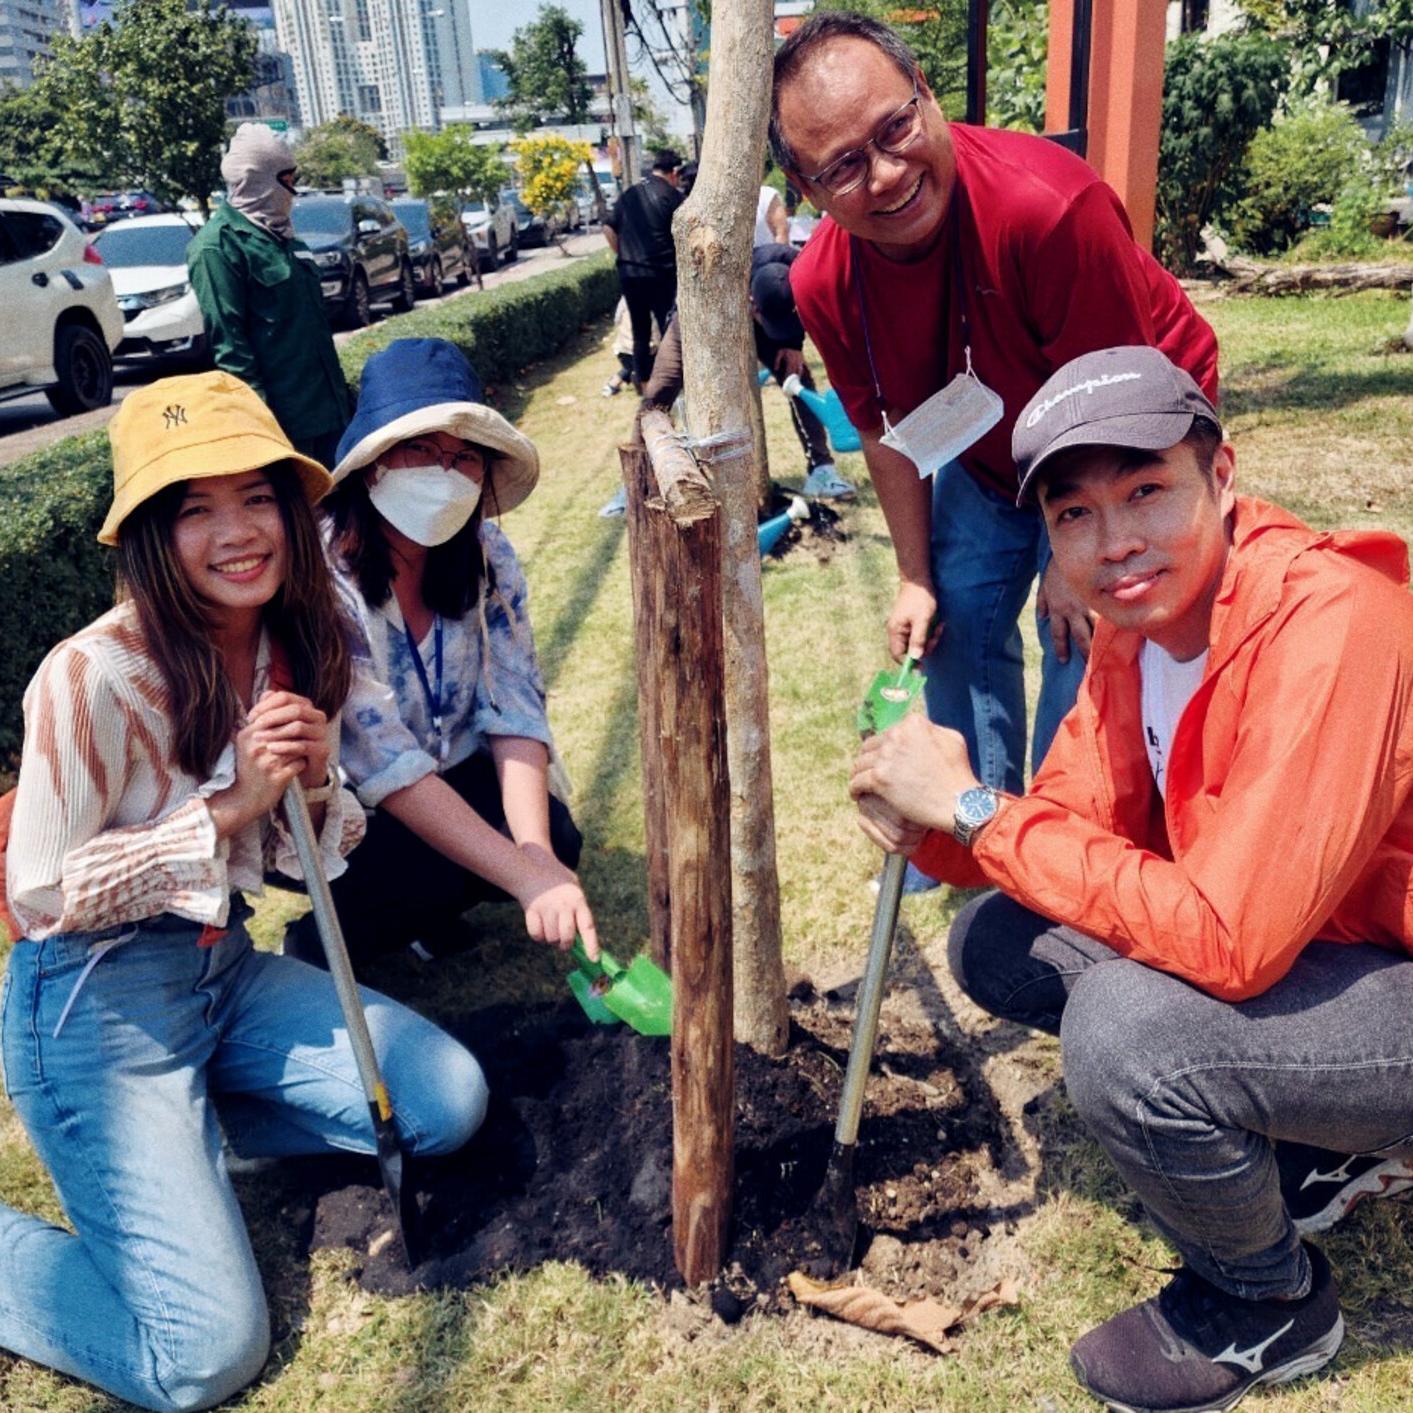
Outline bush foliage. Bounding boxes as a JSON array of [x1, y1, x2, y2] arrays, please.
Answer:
[[0, 252, 619, 766], [1229, 99, 1371, 255], [1156, 30, 1287, 274]]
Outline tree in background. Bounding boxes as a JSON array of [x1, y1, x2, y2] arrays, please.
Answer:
[[511, 133, 593, 254], [986, 0, 1049, 132], [1156, 29, 1287, 273], [33, 0, 256, 216], [812, 0, 968, 117], [404, 126, 506, 207], [1236, 0, 1413, 95], [630, 77, 674, 151], [489, 5, 593, 131], [0, 83, 104, 200], [294, 119, 383, 188]]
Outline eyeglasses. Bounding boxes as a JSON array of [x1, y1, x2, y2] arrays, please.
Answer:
[[803, 83, 926, 197], [400, 438, 485, 476]]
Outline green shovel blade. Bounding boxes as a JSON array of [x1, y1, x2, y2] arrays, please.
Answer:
[[568, 939, 673, 1036], [857, 655, 927, 737]]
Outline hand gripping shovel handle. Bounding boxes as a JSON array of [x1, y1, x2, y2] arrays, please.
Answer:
[[282, 779, 418, 1265]]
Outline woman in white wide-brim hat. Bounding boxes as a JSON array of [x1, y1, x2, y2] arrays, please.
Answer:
[[284, 337, 600, 971]]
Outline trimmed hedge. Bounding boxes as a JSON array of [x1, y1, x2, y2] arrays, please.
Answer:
[[0, 251, 619, 765]]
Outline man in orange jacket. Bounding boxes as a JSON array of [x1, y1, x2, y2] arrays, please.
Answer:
[[850, 345, 1413, 1412]]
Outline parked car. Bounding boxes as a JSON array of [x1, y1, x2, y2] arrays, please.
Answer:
[[0, 196, 122, 414], [572, 181, 598, 227], [499, 188, 546, 249], [291, 193, 416, 329], [93, 212, 208, 365], [392, 196, 473, 294], [460, 196, 517, 272], [82, 190, 165, 229]]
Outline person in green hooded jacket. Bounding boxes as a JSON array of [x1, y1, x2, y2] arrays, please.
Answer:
[[188, 123, 350, 467]]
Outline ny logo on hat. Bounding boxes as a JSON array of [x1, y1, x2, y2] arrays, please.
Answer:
[[163, 405, 188, 429]]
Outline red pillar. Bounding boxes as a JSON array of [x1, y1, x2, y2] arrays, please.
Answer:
[[1045, 0, 1166, 253]]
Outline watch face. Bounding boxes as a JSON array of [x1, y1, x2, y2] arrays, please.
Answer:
[[957, 787, 997, 827]]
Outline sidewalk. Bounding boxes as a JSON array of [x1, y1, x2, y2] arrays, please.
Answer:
[[0, 230, 610, 471]]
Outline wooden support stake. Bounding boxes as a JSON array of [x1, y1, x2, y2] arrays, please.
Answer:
[[620, 438, 672, 967], [636, 410, 735, 1286], [673, 0, 789, 1058]]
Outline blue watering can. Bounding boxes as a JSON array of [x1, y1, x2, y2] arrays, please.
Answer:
[[781, 373, 862, 453], [758, 495, 810, 557]]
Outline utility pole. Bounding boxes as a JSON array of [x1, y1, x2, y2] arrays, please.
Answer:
[[600, 0, 640, 190]]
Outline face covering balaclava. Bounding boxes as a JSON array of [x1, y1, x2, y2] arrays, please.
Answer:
[[369, 462, 484, 546], [221, 123, 297, 240]]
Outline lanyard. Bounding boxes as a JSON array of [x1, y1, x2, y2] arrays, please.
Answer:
[[853, 179, 974, 411], [404, 615, 447, 764]]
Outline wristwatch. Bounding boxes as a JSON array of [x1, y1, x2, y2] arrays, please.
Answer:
[[952, 785, 1000, 848]]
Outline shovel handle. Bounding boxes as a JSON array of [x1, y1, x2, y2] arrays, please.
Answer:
[[833, 850, 908, 1148], [282, 779, 393, 1123]]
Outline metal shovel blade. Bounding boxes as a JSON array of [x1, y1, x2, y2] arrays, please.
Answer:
[[568, 939, 672, 1036], [370, 1093, 419, 1268]]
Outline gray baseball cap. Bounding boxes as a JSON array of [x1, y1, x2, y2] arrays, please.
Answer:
[[1013, 346, 1220, 505]]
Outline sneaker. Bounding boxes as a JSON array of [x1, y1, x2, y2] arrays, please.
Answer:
[[598, 485, 627, 517], [1276, 1141, 1413, 1235], [602, 379, 622, 397], [1070, 1242, 1342, 1413], [801, 462, 857, 501]]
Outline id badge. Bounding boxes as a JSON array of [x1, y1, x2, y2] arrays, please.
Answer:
[[879, 368, 1004, 479]]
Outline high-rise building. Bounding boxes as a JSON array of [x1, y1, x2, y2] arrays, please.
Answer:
[[224, 3, 301, 129], [0, 0, 67, 89], [272, 0, 480, 151]]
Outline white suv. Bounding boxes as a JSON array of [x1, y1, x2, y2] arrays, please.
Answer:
[[0, 197, 124, 414], [93, 213, 207, 365], [460, 197, 517, 271]]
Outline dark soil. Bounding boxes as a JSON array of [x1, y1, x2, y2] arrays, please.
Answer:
[[760, 483, 848, 563], [295, 981, 1004, 1312]]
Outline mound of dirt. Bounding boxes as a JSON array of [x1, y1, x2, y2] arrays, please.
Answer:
[[298, 985, 1004, 1312], [760, 485, 848, 563]]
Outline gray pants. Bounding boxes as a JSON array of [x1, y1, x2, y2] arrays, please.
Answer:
[[950, 892, 1413, 1300]]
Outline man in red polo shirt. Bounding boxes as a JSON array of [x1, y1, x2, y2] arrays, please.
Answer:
[[772, 12, 1218, 875]]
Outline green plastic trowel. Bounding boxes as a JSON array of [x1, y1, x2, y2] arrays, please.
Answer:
[[567, 938, 673, 1036], [858, 652, 927, 736]]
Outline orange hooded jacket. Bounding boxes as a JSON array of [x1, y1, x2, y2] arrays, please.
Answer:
[[912, 497, 1413, 1002]]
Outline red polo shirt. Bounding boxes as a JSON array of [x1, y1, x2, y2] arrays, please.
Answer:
[[790, 124, 1219, 499]]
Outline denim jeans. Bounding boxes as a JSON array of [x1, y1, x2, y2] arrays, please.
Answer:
[[949, 892, 1413, 1300], [924, 459, 1087, 791], [0, 902, 487, 1411]]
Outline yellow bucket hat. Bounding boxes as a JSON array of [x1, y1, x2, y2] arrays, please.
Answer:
[[98, 370, 334, 546]]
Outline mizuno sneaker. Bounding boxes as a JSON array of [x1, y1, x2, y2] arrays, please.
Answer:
[[1070, 1242, 1342, 1413], [1276, 1140, 1413, 1235]]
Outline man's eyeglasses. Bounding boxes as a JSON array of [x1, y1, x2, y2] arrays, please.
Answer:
[[401, 438, 485, 476], [803, 82, 926, 197]]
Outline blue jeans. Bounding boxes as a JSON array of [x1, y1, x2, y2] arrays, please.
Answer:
[[0, 903, 487, 1411], [950, 893, 1413, 1300], [924, 460, 1086, 791]]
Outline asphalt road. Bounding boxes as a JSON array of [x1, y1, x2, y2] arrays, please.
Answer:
[[0, 230, 609, 468]]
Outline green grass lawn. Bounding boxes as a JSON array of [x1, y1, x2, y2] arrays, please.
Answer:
[[1, 291, 1411, 1410]]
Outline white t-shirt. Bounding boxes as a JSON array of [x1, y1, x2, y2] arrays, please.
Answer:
[[754, 185, 782, 247], [1140, 639, 1208, 798]]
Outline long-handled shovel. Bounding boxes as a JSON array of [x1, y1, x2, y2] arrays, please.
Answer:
[[282, 779, 420, 1267], [814, 654, 926, 1276]]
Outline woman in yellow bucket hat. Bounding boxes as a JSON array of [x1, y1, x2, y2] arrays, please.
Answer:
[[0, 371, 486, 1410]]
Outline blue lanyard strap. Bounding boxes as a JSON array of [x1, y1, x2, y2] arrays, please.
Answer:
[[404, 615, 447, 763]]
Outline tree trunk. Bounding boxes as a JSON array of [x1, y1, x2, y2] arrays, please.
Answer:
[[636, 410, 734, 1287], [672, 0, 789, 1058], [1213, 257, 1413, 296], [747, 359, 771, 510], [620, 439, 672, 968]]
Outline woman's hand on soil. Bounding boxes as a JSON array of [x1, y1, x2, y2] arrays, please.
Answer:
[[517, 845, 599, 959]]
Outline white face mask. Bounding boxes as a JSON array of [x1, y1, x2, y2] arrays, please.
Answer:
[[369, 463, 483, 546], [879, 367, 1004, 479]]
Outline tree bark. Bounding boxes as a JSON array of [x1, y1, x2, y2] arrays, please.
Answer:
[[619, 440, 672, 968], [672, 0, 789, 1058], [636, 409, 735, 1287], [1212, 257, 1413, 296]]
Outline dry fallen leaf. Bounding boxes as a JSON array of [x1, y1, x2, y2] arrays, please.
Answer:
[[787, 1271, 1020, 1354]]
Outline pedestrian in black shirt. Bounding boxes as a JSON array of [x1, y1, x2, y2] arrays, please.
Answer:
[[604, 149, 684, 388]]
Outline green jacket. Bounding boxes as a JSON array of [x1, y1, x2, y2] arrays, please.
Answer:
[[187, 204, 350, 446]]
